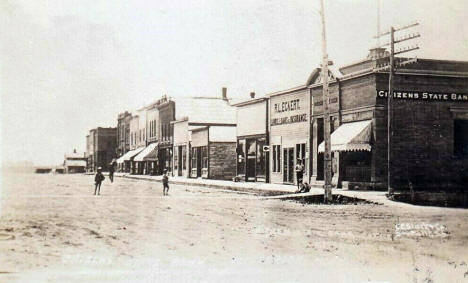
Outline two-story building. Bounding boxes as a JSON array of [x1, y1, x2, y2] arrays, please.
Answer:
[[86, 127, 117, 172]]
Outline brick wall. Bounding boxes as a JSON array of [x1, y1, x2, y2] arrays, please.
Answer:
[[376, 73, 468, 190], [209, 142, 236, 180]]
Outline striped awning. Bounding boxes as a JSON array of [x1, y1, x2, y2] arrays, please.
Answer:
[[133, 143, 158, 162], [318, 120, 372, 153], [116, 147, 145, 164]]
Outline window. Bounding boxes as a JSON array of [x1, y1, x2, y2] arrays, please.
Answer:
[[201, 146, 208, 169], [191, 147, 197, 169], [174, 147, 178, 171], [454, 119, 468, 158], [296, 143, 306, 167], [272, 145, 281, 173], [182, 146, 187, 170], [237, 139, 246, 175]]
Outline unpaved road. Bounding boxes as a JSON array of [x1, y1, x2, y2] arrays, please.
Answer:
[[1, 172, 467, 282]]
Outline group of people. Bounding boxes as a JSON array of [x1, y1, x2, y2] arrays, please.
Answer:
[[294, 159, 311, 194], [93, 159, 308, 196], [93, 162, 170, 196]]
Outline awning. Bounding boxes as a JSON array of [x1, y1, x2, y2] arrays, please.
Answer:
[[133, 143, 158, 162], [143, 145, 159, 161], [116, 147, 145, 164], [318, 120, 372, 153]]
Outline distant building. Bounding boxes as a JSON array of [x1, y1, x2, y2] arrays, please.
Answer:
[[35, 167, 52, 174], [64, 149, 87, 173], [86, 127, 117, 172], [117, 111, 132, 157]]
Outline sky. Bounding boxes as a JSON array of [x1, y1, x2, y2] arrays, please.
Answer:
[[1, 0, 467, 166]]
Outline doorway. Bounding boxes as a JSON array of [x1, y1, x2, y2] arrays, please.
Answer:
[[283, 147, 294, 183], [177, 146, 182, 176], [246, 139, 256, 181]]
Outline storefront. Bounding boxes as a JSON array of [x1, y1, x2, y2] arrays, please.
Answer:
[[268, 86, 310, 185], [133, 142, 158, 175], [233, 96, 269, 182], [172, 119, 190, 177], [190, 125, 237, 180], [116, 146, 145, 174]]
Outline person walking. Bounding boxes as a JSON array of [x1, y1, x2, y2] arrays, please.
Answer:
[[94, 167, 105, 195], [162, 169, 170, 196], [295, 159, 304, 190], [109, 161, 115, 183]]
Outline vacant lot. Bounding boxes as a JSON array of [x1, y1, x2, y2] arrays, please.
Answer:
[[1, 173, 467, 282]]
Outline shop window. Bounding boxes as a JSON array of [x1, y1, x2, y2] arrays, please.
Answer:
[[191, 148, 197, 169], [272, 145, 281, 173], [237, 140, 246, 175], [174, 147, 178, 171], [296, 143, 306, 171], [201, 146, 208, 169], [454, 119, 468, 158], [182, 146, 187, 170]]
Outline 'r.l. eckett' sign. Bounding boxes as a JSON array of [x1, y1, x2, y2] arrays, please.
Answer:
[[377, 90, 468, 102], [271, 99, 308, 126]]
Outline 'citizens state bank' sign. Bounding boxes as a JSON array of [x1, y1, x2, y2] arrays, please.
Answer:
[[271, 98, 308, 126], [377, 90, 468, 102]]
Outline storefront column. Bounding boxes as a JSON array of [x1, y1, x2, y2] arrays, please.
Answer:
[[311, 119, 318, 181]]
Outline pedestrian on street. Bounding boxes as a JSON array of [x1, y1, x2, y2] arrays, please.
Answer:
[[94, 167, 105, 195], [295, 159, 304, 190], [162, 169, 169, 196], [109, 161, 115, 183]]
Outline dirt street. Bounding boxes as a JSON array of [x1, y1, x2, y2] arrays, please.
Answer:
[[1, 172, 467, 282]]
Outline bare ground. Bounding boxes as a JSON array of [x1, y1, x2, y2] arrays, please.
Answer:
[[0, 172, 467, 282]]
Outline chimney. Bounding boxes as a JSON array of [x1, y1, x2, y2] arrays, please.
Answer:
[[250, 92, 255, 99], [222, 87, 227, 100]]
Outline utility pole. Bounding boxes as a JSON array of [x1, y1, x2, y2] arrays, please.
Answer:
[[320, 0, 332, 203], [387, 26, 395, 195], [375, 22, 419, 196]]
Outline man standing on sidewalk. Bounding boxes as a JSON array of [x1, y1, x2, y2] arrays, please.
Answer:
[[295, 159, 304, 190]]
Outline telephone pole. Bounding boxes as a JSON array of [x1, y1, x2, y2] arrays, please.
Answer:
[[375, 22, 420, 195], [387, 26, 395, 195], [320, 0, 332, 203]]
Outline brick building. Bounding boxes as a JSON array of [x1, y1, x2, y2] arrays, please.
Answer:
[[116, 111, 132, 157], [309, 49, 468, 191], [232, 93, 269, 182], [156, 96, 175, 175], [86, 127, 117, 172]]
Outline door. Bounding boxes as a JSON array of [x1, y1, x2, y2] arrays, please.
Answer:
[[256, 138, 266, 181], [246, 139, 256, 181], [177, 146, 183, 176], [283, 147, 294, 183], [196, 147, 202, 177]]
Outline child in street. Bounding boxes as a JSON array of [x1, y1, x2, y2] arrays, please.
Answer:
[[94, 167, 105, 195], [162, 169, 169, 196]]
